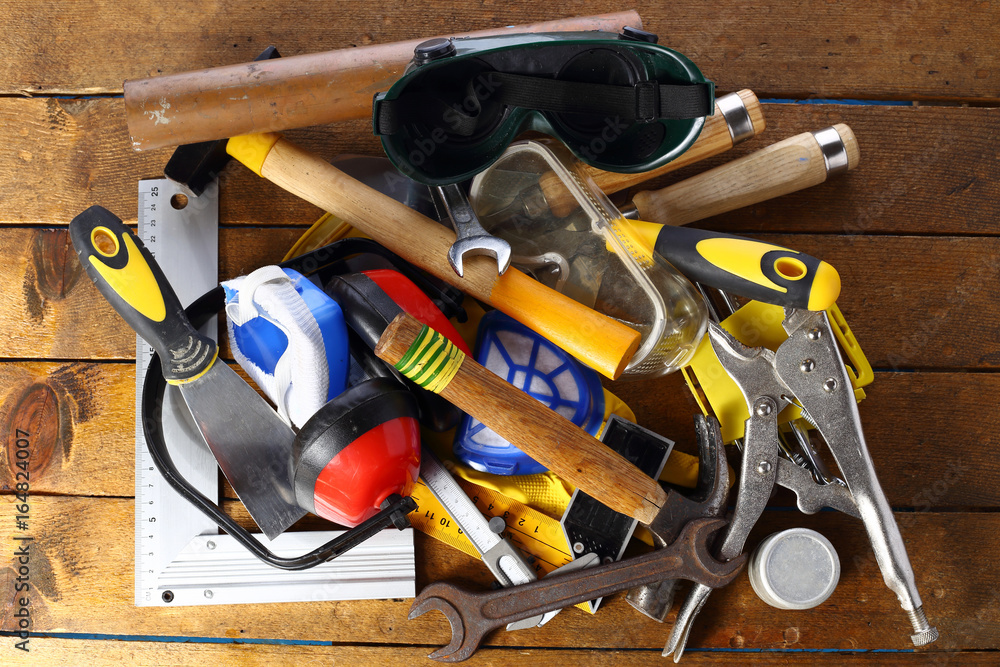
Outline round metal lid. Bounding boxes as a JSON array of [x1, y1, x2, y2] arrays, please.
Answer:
[[749, 527, 841, 610]]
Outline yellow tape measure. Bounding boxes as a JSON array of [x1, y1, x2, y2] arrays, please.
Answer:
[[409, 475, 595, 614]]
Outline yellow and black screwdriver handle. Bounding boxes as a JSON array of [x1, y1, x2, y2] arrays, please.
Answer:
[[625, 220, 841, 311], [69, 205, 218, 383]]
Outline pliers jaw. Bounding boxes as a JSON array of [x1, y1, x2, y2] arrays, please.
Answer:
[[668, 309, 938, 658]]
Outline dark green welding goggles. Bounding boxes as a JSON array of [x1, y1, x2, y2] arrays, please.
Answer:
[[372, 28, 714, 185]]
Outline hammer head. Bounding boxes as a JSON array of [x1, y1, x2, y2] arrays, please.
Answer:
[[627, 414, 731, 621], [163, 46, 281, 196]]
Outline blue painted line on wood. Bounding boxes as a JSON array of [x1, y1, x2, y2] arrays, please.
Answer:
[[761, 98, 914, 106], [0, 631, 330, 646], [0, 630, 921, 653]]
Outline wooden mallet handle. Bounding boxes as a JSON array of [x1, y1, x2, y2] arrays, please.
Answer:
[[124, 12, 642, 151], [227, 133, 640, 379], [631, 123, 860, 226], [376, 312, 668, 524]]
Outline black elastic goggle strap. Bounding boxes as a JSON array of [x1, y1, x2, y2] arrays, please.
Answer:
[[375, 74, 713, 136], [490, 73, 713, 122], [292, 377, 420, 514], [375, 82, 485, 138]]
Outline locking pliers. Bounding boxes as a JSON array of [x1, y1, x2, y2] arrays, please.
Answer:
[[664, 309, 937, 661]]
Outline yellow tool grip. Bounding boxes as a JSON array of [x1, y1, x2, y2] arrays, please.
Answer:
[[630, 219, 841, 311], [69, 206, 218, 383]]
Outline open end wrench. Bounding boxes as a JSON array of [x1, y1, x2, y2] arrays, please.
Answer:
[[408, 518, 745, 662], [434, 183, 512, 277]]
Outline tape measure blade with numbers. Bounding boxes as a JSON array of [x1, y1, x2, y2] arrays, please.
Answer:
[[409, 474, 595, 614]]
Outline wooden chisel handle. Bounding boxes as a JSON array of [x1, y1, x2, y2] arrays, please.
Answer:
[[588, 90, 765, 195], [542, 90, 764, 217], [630, 124, 860, 226], [227, 133, 640, 379], [376, 312, 668, 524], [124, 12, 641, 151]]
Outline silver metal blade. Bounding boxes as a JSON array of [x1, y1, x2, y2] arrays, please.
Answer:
[[178, 361, 306, 539]]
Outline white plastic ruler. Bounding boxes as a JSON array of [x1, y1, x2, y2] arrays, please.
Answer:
[[134, 178, 414, 606]]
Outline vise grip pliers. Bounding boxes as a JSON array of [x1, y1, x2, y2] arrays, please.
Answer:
[[664, 308, 938, 661]]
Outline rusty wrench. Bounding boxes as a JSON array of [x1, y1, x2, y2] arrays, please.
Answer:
[[409, 517, 745, 662]]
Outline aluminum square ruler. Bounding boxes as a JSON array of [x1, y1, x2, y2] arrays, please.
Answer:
[[134, 178, 414, 606]]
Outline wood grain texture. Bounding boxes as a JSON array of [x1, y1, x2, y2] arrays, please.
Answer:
[[1, 363, 994, 510], [2, 99, 997, 236], [2, 2, 997, 663], [0, 362, 133, 497], [609, 370, 1000, 511], [761, 234, 1000, 371], [1, 227, 994, 369], [640, 104, 1000, 236], [1, 496, 995, 651], [632, 125, 857, 226], [2, 1, 998, 101], [14, 639, 1000, 667], [376, 312, 666, 522], [0, 227, 302, 359]]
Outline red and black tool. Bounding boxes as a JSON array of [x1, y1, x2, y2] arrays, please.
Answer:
[[291, 267, 473, 526], [140, 238, 469, 568]]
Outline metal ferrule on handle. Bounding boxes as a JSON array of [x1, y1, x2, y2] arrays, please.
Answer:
[[629, 123, 860, 228]]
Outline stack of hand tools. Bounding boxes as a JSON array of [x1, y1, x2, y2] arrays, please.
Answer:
[[68, 10, 936, 662]]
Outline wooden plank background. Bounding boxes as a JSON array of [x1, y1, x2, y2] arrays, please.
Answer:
[[1, 1, 998, 665]]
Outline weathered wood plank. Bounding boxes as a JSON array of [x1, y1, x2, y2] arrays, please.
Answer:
[[10, 638, 998, 667], [0, 227, 300, 360], [0, 362, 133, 497], [761, 234, 1000, 371], [612, 370, 1000, 510], [2, 227, 995, 368], [2, 361, 995, 510], [0, 97, 350, 228], [1, 2, 998, 101], [2, 99, 998, 237], [0, 497, 994, 652], [632, 104, 1000, 237]]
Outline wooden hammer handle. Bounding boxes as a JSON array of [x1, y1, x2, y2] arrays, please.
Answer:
[[632, 124, 860, 226], [124, 12, 641, 151], [229, 133, 640, 379], [376, 312, 668, 524], [540, 90, 764, 217]]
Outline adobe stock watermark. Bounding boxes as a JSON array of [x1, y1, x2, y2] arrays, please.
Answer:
[[394, 71, 632, 177], [846, 456, 975, 662]]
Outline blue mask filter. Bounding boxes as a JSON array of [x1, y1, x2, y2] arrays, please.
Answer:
[[453, 310, 605, 475]]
